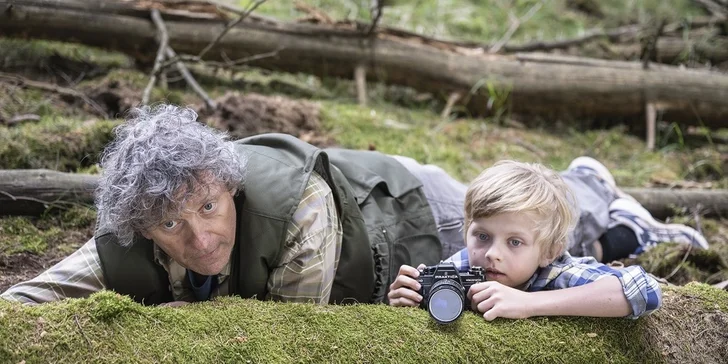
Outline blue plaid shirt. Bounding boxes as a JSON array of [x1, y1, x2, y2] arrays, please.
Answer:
[[445, 249, 662, 318]]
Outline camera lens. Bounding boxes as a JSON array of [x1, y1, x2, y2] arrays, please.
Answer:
[[427, 279, 465, 324]]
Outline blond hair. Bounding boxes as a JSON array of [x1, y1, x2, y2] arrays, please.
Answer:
[[464, 160, 576, 262]]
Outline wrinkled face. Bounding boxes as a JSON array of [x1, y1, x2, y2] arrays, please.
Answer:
[[142, 182, 236, 276], [466, 212, 550, 289]]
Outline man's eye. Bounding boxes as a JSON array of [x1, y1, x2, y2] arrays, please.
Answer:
[[163, 221, 178, 229], [203, 202, 215, 211]]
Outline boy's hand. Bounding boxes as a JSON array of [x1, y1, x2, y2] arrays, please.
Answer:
[[467, 281, 532, 321], [388, 264, 426, 307]]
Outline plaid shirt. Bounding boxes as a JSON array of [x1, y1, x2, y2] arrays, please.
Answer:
[[445, 248, 662, 318], [1, 172, 342, 305]]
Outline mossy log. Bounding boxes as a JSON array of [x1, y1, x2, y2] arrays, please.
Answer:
[[0, 284, 726, 363], [2, 170, 728, 218], [2, 0, 728, 127]]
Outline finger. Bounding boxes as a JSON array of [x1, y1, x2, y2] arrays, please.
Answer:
[[416, 263, 427, 270], [397, 264, 421, 278], [389, 273, 422, 291], [476, 297, 495, 315], [388, 286, 423, 304], [483, 309, 499, 321], [467, 281, 491, 300], [390, 296, 420, 308]]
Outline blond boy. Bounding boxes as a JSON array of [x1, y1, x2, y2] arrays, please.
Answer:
[[388, 160, 662, 320]]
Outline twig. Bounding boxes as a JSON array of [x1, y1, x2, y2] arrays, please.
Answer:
[[162, 48, 282, 72], [692, 0, 728, 18], [441, 91, 461, 120], [490, 0, 544, 53], [501, 16, 723, 53], [663, 243, 693, 281], [143, 9, 170, 105], [367, 0, 385, 36], [0, 72, 107, 118], [196, 0, 266, 61], [294, 0, 334, 24], [74, 315, 92, 348], [164, 47, 216, 110], [646, 103, 656, 150], [4, 114, 40, 126], [354, 64, 367, 106]]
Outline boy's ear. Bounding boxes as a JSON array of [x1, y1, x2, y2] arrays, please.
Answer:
[[538, 242, 561, 268]]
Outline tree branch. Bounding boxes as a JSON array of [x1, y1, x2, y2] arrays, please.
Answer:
[[142, 9, 170, 104]]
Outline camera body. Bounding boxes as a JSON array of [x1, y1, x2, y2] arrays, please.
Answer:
[[418, 262, 485, 324]]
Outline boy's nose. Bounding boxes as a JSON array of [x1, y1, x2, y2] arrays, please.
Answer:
[[484, 243, 502, 262]]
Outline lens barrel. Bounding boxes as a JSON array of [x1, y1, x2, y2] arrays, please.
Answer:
[[426, 279, 465, 324]]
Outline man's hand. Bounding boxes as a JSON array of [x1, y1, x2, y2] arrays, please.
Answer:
[[387, 264, 426, 307], [467, 281, 532, 321]]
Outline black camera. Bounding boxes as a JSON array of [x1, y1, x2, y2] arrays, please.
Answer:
[[418, 262, 485, 324]]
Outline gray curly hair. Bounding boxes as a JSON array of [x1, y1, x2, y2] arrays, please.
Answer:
[[95, 104, 246, 246]]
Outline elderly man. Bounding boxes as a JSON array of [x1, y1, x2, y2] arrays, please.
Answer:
[[1, 105, 707, 305]]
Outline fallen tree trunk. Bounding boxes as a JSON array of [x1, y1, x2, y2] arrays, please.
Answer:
[[0, 285, 725, 363], [607, 36, 728, 66], [0, 169, 97, 215], [2, 0, 728, 127], [1, 169, 727, 218]]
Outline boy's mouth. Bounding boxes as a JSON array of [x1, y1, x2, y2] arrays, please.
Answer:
[[485, 268, 505, 277]]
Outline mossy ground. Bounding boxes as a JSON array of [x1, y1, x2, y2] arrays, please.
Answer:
[[0, 286, 725, 363]]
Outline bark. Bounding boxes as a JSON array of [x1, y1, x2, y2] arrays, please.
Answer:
[[2, 0, 728, 127], [1, 170, 727, 219], [622, 187, 728, 219], [0, 169, 97, 216]]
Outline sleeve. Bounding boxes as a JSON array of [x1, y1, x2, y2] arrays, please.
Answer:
[[443, 248, 471, 272], [1, 237, 106, 304], [540, 256, 662, 318], [266, 172, 343, 304]]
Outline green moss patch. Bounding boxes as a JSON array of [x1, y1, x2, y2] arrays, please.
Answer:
[[1, 286, 726, 363], [0, 117, 117, 171]]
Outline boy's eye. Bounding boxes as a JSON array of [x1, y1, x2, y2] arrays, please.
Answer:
[[163, 220, 178, 230], [509, 239, 522, 247], [477, 233, 489, 241]]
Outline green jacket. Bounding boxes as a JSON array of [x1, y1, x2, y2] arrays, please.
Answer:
[[96, 134, 441, 305]]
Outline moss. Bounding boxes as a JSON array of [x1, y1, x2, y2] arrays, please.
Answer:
[[0, 208, 96, 257], [0, 291, 680, 363], [0, 217, 47, 255], [631, 243, 728, 285], [0, 116, 118, 171]]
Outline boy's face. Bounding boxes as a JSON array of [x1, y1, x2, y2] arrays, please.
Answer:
[[466, 212, 551, 290], [142, 181, 237, 276]]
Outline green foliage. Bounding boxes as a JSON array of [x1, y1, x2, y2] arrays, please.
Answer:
[[0, 117, 118, 171]]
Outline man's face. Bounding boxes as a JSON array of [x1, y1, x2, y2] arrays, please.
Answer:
[[142, 182, 236, 276], [466, 212, 550, 289]]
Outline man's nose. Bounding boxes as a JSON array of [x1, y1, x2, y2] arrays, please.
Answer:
[[188, 218, 213, 251]]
